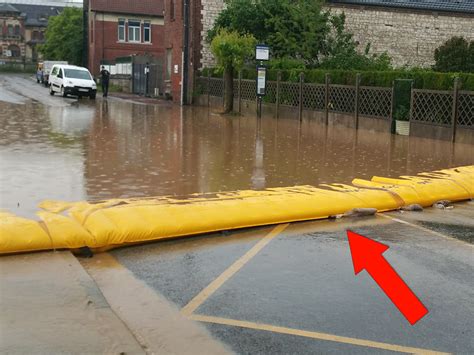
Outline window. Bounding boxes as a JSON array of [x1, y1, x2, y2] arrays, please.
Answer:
[[143, 21, 151, 43], [8, 45, 20, 57], [128, 20, 141, 42], [166, 49, 172, 80], [57, 69, 63, 79], [7, 25, 13, 36], [118, 19, 125, 41], [170, 0, 175, 20], [14, 25, 20, 36], [64, 69, 92, 80], [32, 31, 38, 40]]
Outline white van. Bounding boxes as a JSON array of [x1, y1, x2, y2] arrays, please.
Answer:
[[49, 64, 97, 99]]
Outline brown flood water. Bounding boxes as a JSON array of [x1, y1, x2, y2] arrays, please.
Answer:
[[0, 98, 473, 218]]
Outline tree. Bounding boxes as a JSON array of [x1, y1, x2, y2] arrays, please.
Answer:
[[209, 0, 391, 70], [211, 30, 256, 113], [434, 37, 474, 73], [40, 7, 83, 65]]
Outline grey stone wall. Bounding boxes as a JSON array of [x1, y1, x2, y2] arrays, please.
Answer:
[[328, 5, 474, 68], [200, 0, 226, 68], [199, 2, 474, 69]]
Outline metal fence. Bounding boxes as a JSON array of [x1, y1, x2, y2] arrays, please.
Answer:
[[410, 80, 474, 141], [195, 74, 474, 135], [132, 63, 163, 96], [196, 74, 392, 122]]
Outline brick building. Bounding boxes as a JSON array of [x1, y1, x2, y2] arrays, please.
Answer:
[[84, 0, 165, 76], [0, 3, 63, 64], [163, 0, 202, 103], [84, 0, 202, 103]]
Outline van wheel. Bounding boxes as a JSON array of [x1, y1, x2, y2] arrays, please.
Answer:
[[49, 85, 54, 96], [89, 93, 96, 100], [60, 86, 67, 98]]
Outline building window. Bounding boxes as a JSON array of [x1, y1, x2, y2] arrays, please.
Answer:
[[8, 25, 13, 36], [32, 31, 38, 40], [166, 48, 172, 80], [128, 20, 141, 42], [14, 25, 20, 36], [170, 0, 175, 20], [118, 18, 125, 41], [8, 45, 21, 57], [143, 21, 151, 43]]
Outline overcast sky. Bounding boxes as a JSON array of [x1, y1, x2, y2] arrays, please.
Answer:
[[0, 0, 82, 6]]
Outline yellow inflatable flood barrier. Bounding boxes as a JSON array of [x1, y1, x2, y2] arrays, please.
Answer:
[[1, 166, 473, 255]]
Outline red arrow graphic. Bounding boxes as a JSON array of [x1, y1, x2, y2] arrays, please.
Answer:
[[347, 230, 429, 325]]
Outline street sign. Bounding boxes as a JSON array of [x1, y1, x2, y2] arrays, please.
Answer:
[[256, 66, 266, 96], [256, 45, 270, 61]]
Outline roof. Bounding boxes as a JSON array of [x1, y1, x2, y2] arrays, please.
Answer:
[[54, 64, 88, 69], [0, 4, 64, 27], [89, 0, 164, 16], [0, 3, 21, 13], [327, 0, 474, 14]]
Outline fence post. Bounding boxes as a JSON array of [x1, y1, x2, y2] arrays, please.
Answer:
[[222, 71, 225, 109], [238, 70, 242, 114], [325, 73, 330, 125], [451, 77, 460, 143], [207, 70, 211, 107], [298, 72, 304, 121], [390, 80, 396, 134], [409, 81, 415, 134], [276, 71, 281, 119], [354, 73, 361, 129]]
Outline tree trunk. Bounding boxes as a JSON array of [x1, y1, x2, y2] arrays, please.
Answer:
[[223, 66, 234, 113]]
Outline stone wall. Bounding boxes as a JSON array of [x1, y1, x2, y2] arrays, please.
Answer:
[[327, 5, 474, 68], [200, 0, 226, 68], [199, 1, 474, 69]]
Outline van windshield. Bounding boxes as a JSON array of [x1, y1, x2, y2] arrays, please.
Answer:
[[64, 69, 92, 80]]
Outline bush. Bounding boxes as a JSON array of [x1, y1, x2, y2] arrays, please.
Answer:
[[434, 37, 474, 73], [218, 68, 474, 90]]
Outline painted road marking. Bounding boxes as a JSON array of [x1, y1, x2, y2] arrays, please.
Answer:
[[379, 213, 473, 247], [181, 223, 289, 316], [189, 314, 450, 355], [82, 253, 231, 355]]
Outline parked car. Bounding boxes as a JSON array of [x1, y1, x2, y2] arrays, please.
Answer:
[[43, 60, 68, 86], [49, 64, 97, 99], [36, 62, 44, 83]]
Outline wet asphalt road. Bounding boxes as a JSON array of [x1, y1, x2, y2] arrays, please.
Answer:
[[112, 203, 474, 354], [1, 74, 473, 354]]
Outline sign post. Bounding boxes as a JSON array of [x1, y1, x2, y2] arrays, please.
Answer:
[[255, 44, 270, 118]]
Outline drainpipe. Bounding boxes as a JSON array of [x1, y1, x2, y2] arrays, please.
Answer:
[[181, 0, 190, 105], [102, 12, 104, 66]]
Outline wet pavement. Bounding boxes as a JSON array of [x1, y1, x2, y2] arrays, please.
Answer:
[[1, 74, 473, 354], [1, 74, 473, 218], [110, 205, 474, 354]]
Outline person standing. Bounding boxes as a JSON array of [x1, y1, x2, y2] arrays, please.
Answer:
[[100, 65, 110, 97]]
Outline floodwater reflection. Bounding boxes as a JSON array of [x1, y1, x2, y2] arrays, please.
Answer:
[[0, 98, 473, 218]]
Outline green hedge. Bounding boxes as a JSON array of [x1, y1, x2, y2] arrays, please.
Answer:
[[201, 67, 474, 90], [0, 63, 36, 73]]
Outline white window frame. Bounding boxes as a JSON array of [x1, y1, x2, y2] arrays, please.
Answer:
[[143, 21, 151, 43], [118, 18, 125, 42], [128, 19, 141, 43]]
